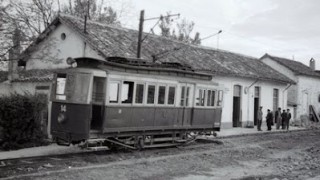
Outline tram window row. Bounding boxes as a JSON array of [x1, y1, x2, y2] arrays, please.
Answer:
[[107, 79, 223, 108], [54, 73, 223, 108]]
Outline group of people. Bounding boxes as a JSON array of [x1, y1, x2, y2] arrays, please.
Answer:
[[257, 107, 292, 131]]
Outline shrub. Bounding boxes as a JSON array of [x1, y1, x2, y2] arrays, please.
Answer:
[[0, 93, 49, 150]]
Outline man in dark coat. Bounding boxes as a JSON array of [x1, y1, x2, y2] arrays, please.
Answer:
[[286, 109, 292, 131], [266, 109, 273, 131], [281, 110, 287, 130], [275, 107, 282, 130], [257, 106, 263, 131]]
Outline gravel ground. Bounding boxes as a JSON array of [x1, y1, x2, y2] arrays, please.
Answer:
[[2, 128, 320, 180]]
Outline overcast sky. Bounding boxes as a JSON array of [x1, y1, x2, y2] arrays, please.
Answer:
[[118, 0, 320, 69]]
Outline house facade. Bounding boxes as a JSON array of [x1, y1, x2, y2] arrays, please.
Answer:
[[0, 15, 293, 130], [261, 54, 320, 121]]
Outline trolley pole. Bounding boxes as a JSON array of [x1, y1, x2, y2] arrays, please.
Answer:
[[136, 10, 180, 59], [137, 10, 144, 58]]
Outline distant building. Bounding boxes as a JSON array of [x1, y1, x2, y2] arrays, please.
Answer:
[[0, 15, 293, 130], [261, 54, 320, 121]]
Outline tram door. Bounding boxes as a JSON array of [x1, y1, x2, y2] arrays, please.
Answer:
[[91, 77, 106, 131], [180, 84, 192, 126]]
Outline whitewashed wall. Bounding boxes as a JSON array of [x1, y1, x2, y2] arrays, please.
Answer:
[[214, 76, 288, 128], [0, 81, 51, 96], [261, 57, 297, 81], [295, 75, 320, 119], [26, 24, 104, 70]]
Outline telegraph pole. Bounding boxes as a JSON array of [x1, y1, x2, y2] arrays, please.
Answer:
[[137, 10, 145, 58]]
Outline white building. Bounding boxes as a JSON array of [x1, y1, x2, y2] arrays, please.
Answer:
[[261, 54, 320, 122], [0, 15, 293, 129]]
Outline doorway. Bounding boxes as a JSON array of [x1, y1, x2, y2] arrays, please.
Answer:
[[91, 77, 106, 130], [233, 85, 242, 127], [253, 87, 260, 125]]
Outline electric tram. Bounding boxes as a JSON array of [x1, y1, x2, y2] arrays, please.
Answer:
[[50, 57, 223, 149]]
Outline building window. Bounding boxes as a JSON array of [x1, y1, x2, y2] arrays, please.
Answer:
[[61, 33, 66, 40], [168, 86, 175, 105], [273, 88, 279, 112], [135, 84, 144, 104], [147, 85, 156, 104], [109, 82, 119, 103], [254, 86, 260, 98]]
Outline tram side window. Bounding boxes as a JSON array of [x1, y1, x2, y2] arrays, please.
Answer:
[[195, 89, 206, 106], [109, 82, 119, 103], [180, 86, 190, 106], [135, 84, 144, 104], [168, 86, 175, 105], [217, 90, 223, 106], [56, 73, 67, 100], [147, 85, 156, 104], [158, 85, 166, 104], [121, 81, 134, 104], [207, 90, 216, 107]]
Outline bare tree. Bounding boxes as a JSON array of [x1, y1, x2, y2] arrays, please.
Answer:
[[62, 0, 120, 25], [0, 0, 127, 63], [158, 14, 201, 45]]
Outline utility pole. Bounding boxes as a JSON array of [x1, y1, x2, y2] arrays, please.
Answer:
[[137, 10, 144, 58], [136, 10, 180, 58]]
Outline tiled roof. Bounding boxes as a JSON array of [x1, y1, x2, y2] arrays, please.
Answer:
[[0, 71, 8, 82], [23, 14, 294, 84], [261, 54, 320, 78]]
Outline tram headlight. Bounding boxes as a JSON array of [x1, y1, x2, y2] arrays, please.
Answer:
[[57, 112, 67, 124]]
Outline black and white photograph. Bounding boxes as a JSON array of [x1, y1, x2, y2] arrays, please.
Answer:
[[1, 0, 320, 179]]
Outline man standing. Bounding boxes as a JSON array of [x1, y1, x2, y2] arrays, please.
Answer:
[[266, 109, 273, 131], [257, 106, 263, 131], [286, 109, 292, 131], [281, 109, 287, 130], [275, 107, 282, 130]]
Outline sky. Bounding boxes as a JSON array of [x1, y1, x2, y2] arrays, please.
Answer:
[[116, 0, 320, 69]]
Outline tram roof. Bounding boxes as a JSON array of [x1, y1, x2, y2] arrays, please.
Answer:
[[21, 14, 294, 84]]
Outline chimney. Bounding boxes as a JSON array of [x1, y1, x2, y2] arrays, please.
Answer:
[[309, 58, 315, 71], [8, 28, 21, 81]]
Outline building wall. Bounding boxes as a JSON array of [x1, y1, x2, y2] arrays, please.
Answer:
[[295, 75, 320, 119], [261, 57, 297, 81], [214, 76, 288, 128], [261, 57, 320, 120], [26, 24, 104, 70]]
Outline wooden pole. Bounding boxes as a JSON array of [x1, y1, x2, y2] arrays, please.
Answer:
[[137, 10, 144, 58]]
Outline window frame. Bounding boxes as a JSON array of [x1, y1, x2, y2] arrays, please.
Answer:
[[167, 85, 176, 106], [133, 82, 146, 105], [194, 86, 219, 109], [108, 80, 121, 104]]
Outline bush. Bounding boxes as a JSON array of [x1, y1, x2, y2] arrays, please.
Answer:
[[0, 93, 49, 150]]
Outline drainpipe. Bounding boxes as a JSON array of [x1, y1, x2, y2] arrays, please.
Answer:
[[246, 79, 259, 127], [282, 83, 292, 109]]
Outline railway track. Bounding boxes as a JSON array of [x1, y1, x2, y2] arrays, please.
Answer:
[[0, 129, 313, 179]]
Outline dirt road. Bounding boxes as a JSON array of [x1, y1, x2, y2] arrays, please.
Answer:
[[3, 129, 320, 180]]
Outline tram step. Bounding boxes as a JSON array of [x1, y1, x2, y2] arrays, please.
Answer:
[[145, 143, 179, 149], [88, 138, 106, 143], [87, 146, 109, 151], [174, 139, 187, 143]]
